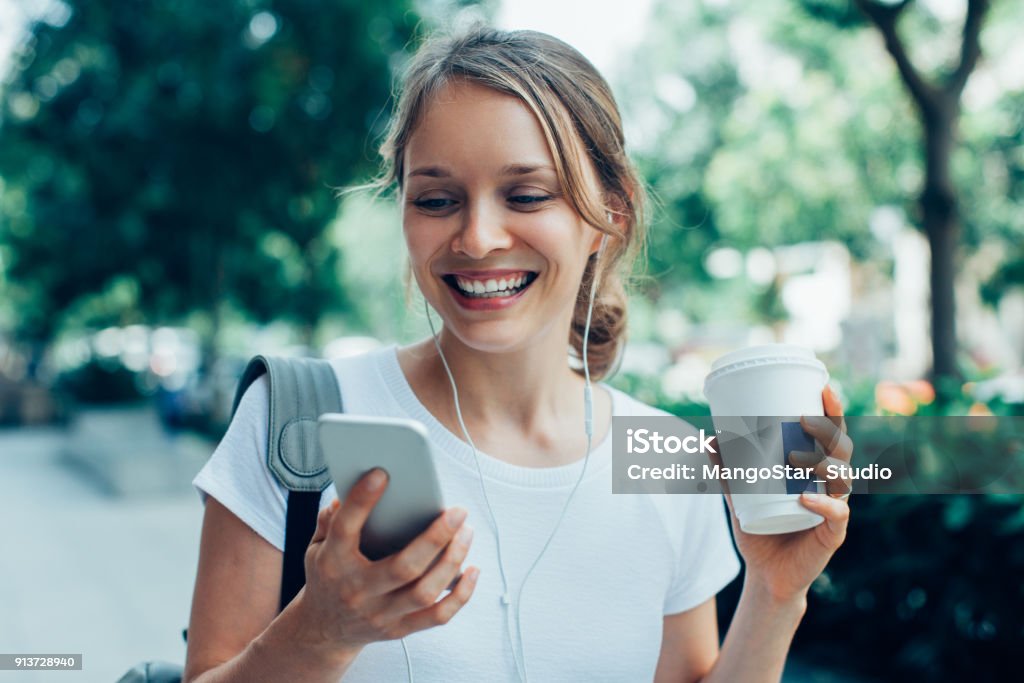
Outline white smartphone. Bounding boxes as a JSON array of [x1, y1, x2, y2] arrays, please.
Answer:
[[317, 413, 445, 561]]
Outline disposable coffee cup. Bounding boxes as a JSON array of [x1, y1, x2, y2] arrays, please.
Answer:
[[703, 344, 829, 534]]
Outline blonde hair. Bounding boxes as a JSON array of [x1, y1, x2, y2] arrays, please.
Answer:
[[354, 23, 648, 380]]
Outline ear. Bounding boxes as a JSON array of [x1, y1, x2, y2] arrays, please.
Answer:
[[591, 198, 628, 255]]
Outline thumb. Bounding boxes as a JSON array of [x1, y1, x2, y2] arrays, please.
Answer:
[[310, 499, 340, 547]]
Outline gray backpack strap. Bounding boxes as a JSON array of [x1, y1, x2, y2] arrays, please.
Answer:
[[231, 355, 343, 492]]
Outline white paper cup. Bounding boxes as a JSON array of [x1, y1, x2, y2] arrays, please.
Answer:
[[703, 344, 829, 534]]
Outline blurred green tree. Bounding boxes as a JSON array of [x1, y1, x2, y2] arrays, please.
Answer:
[[619, 0, 1021, 391], [0, 0, 418, 352], [615, 1, 740, 302], [799, 0, 992, 391]]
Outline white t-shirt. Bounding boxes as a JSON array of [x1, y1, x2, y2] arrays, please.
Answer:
[[192, 344, 741, 682]]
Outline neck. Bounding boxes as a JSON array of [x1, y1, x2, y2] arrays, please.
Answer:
[[403, 324, 590, 449]]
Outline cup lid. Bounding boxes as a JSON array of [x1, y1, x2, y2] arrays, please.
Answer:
[[710, 343, 820, 372]]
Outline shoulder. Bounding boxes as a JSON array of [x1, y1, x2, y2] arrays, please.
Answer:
[[602, 386, 727, 520], [605, 384, 672, 417], [328, 343, 392, 374], [230, 371, 271, 435], [604, 384, 701, 436], [328, 343, 397, 397]]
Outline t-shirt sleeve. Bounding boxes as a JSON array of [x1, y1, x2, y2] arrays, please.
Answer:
[[191, 375, 290, 552], [662, 494, 742, 615]]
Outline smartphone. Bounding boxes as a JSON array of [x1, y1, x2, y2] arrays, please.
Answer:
[[317, 413, 445, 561]]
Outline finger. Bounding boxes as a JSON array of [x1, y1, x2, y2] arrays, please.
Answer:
[[799, 491, 850, 544], [786, 451, 847, 496], [310, 498, 341, 546], [815, 390, 848, 436], [392, 566, 480, 638], [816, 457, 853, 498], [329, 468, 389, 550], [800, 415, 853, 462], [371, 507, 468, 594], [823, 385, 845, 421], [379, 524, 474, 620], [788, 449, 823, 470]]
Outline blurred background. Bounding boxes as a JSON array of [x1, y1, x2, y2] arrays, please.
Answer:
[[1, 0, 1021, 681]]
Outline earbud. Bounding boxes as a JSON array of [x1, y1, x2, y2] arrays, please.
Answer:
[[596, 211, 612, 258]]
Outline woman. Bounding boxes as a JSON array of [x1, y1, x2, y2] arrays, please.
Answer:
[[184, 24, 853, 682]]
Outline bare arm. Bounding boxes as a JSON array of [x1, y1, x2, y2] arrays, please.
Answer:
[[654, 386, 852, 681], [653, 598, 719, 683], [183, 469, 478, 682], [653, 578, 805, 683], [182, 497, 357, 682], [700, 577, 806, 683]]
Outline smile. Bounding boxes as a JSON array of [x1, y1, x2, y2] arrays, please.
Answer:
[[441, 271, 539, 299]]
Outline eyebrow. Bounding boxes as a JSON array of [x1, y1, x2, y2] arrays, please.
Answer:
[[406, 163, 556, 179]]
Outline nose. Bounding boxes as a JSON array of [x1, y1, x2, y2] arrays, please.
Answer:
[[450, 199, 514, 259]]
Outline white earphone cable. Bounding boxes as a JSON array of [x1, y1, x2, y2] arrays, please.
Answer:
[[515, 233, 606, 682], [408, 228, 609, 683]]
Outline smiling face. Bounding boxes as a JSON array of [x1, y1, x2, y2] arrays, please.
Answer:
[[402, 79, 606, 353]]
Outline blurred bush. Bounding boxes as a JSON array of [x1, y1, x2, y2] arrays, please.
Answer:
[[628, 366, 1023, 681], [54, 357, 147, 404]]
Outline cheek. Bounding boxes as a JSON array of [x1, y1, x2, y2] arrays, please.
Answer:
[[402, 216, 444, 267], [521, 215, 590, 275]]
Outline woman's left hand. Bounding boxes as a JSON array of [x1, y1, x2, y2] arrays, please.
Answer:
[[715, 385, 853, 603]]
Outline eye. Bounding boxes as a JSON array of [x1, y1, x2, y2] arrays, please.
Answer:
[[411, 197, 457, 212], [509, 194, 553, 206]]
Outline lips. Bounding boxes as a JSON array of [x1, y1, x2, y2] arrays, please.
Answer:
[[445, 269, 536, 279]]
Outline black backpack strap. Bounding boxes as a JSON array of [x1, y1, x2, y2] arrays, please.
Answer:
[[282, 490, 322, 612], [230, 355, 343, 613]]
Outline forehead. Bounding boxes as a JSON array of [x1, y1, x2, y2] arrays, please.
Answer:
[[403, 79, 587, 185]]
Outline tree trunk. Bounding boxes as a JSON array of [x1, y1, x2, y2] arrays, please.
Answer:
[[852, 0, 990, 400], [921, 99, 961, 386], [923, 193, 959, 383]]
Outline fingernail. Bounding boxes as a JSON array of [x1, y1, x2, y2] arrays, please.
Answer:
[[802, 492, 820, 501], [331, 499, 341, 510], [365, 469, 387, 491], [446, 507, 468, 529], [466, 567, 480, 582], [455, 524, 474, 545]]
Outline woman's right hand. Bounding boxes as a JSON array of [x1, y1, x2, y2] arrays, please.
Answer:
[[296, 468, 478, 658]]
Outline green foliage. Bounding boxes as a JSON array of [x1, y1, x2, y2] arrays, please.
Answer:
[[796, 493, 1023, 681], [981, 257, 1024, 307], [634, 368, 1023, 680], [0, 0, 419, 343], [616, 1, 740, 295], [615, 0, 1024, 343]]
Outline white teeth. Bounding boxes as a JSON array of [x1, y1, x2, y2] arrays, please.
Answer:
[[450, 273, 534, 298]]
